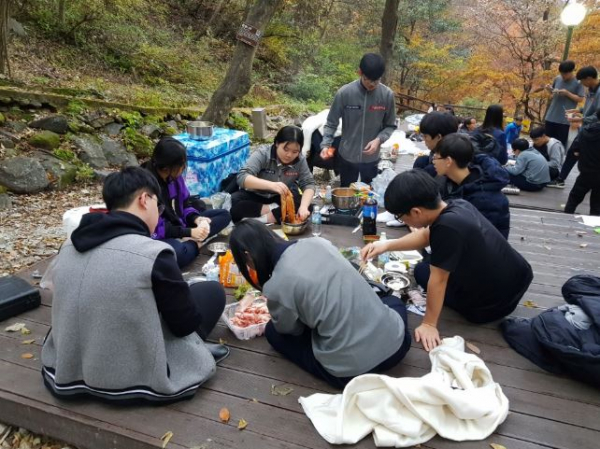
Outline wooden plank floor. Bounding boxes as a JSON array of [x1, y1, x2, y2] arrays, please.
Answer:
[[2, 206, 600, 449]]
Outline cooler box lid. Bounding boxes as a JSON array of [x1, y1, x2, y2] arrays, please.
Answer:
[[175, 128, 250, 163]]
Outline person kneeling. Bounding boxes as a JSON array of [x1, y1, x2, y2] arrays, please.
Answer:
[[361, 169, 533, 352], [504, 138, 550, 191], [42, 167, 227, 404], [229, 220, 411, 389]]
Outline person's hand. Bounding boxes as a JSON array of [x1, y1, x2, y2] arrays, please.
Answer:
[[567, 113, 583, 124], [415, 323, 441, 352], [565, 108, 579, 114], [297, 206, 311, 222], [271, 181, 291, 197], [190, 221, 210, 241], [363, 138, 381, 156], [195, 216, 211, 226], [556, 88, 568, 96], [574, 152, 580, 157], [360, 240, 387, 261], [545, 84, 553, 92]]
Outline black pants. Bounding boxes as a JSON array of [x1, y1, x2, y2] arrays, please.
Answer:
[[509, 174, 546, 191], [564, 172, 600, 216], [559, 146, 579, 182], [338, 156, 379, 187], [190, 281, 226, 340], [264, 296, 412, 389], [230, 188, 303, 223], [309, 132, 341, 173], [549, 166, 560, 180], [544, 121, 570, 147]]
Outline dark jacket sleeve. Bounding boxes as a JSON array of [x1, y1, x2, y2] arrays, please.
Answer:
[[151, 250, 202, 337]]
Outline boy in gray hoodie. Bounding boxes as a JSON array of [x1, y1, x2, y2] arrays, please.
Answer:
[[504, 138, 550, 191], [530, 126, 566, 182]]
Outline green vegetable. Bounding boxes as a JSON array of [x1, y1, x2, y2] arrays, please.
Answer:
[[234, 283, 252, 301]]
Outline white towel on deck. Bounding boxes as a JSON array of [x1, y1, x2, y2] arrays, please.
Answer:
[[299, 336, 509, 447]]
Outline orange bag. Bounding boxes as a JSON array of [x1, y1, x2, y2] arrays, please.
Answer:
[[218, 250, 245, 288]]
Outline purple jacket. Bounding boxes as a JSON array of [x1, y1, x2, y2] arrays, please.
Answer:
[[151, 174, 200, 240]]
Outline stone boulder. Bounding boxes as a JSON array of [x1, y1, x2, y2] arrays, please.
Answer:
[[0, 193, 12, 209], [100, 135, 138, 167], [82, 111, 115, 129], [33, 151, 77, 189], [29, 115, 69, 134], [6, 121, 27, 133], [0, 157, 49, 193], [8, 18, 27, 38], [72, 136, 108, 169], [0, 137, 14, 149], [141, 124, 162, 139], [29, 131, 61, 150], [103, 123, 124, 137]]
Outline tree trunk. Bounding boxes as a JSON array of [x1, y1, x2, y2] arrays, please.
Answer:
[[204, 0, 229, 35], [202, 0, 282, 126], [58, 0, 66, 27], [379, 0, 400, 86], [0, 0, 10, 76]]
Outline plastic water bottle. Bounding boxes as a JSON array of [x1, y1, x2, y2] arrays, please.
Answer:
[[362, 192, 378, 236], [311, 206, 322, 237], [378, 232, 390, 266], [324, 185, 332, 204]]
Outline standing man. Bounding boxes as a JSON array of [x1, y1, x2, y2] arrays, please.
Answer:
[[321, 53, 396, 187], [540, 60, 585, 147]]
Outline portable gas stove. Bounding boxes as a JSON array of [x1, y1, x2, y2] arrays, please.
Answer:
[[321, 204, 361, 227]]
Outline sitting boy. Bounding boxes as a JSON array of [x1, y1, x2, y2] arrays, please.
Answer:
[[433, 133, 510, 238], [361, 169, 533, 351], [504, 138, 551, 191], [412, 112, 459, 177], [42, 167, 227, 404], [529, 126, 566, 183]]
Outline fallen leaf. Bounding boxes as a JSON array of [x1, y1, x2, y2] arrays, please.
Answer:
[[219, 407, 230, 423], [21, 353, 34, 359], [237, 418, 248, 430], [22, 339, 35, 345], [160, 431, 173, 448], [20, 327, 31, 335], [466, 342, 481, 354], [5, 322, 26, 332], [490, 444, 507, 449], [271, 384, 294, 396], [523, 300, 538, 308], [219, 338, 227, 345], [580, 243, 588, 248]]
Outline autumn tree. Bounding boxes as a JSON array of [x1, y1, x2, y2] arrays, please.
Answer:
[[0, 0, 10, 76]]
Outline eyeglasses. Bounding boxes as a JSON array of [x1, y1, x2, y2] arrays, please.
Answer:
[[431, 155, 446, 161], [394, 213, 405, 222], [145, 194, 165, 214]]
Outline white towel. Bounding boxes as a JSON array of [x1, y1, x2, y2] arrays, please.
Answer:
[[301, 109, 342, 156], [299, 336, 509, 447]]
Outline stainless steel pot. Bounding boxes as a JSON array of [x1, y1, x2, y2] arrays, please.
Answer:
[[332, 187, 360, 211], [381, 272, 411, 295], [281, 220, 308, 236], [187, 121, 214, 141]]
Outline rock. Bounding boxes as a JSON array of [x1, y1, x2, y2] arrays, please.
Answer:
[[72, 135, 108, 169], [0, 129, 18, 142], [100, 135, 138, 167], [33, 151, 77, 189], [0, 113, 4, 124], [0, 96, 12, 104], [0, 193, 11, 209], [29, 100, 43, 108], [270, 115, 284, 123], [166, 120, 178, 130], [6, 121, 28, 133], [8, 18, 27, 37], [103, 122, 124, 136], [0, 157, 49, 193], [0, 137, 14, 149], [29, 115, 69, 134], [93, 169, 113, 180], [140, 124, 162, 138], [29, 131, 61, 150], [82, 111, 115, 129], [68, 121, 95, 134]]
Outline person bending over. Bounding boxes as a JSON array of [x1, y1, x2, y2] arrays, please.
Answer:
[[504, 138, 550, 191]]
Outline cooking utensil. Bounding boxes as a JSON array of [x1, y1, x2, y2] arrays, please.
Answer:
[[204, 241, 229, 267], [281, 220, 308, 236], [332, 187, 360, 211], [381, 272, 411, 294], [187, 121, 214, 141]]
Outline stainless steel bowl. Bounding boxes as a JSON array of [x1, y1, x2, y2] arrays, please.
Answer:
[[187, 120, 214, 141], [281, 220, 308, 236], [381, 272, 411, 294], [207, 241, 229, 254], [332, 187, 360, 211]]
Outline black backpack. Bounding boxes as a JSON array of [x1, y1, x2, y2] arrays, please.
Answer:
[[470, 130, 503, 163]]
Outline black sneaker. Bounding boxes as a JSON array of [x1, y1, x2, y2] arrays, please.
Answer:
[[547, 180, 565, 189]]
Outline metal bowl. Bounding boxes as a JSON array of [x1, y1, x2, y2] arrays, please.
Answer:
[[207, 241, 229, 254], [381, 272, 411, 294], [281, 220, 308, 236], [332, 187, 360, 211], [187, 120, 214, 141]]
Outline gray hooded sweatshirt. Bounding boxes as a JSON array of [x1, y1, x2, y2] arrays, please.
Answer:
[[321, 79, 396, 163]]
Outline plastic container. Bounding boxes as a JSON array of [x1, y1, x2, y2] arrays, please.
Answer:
[[324, 185, 332, 204], [221, 299, 269, 340], [378, 232, 390, 265], [311, 205, 322, 236]]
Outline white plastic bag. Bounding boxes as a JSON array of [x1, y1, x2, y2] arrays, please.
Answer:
[[371, 168, 397, 209]]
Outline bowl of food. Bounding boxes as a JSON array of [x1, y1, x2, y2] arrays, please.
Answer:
[[207, 241, 229, 254], [381, 272, 411, 294], [281, 220, 308, 236], [332, 187, 360, 211]]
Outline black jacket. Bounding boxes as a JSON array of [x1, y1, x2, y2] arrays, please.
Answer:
[[572, 121, 600, 175], [72, 211, 203, 337]]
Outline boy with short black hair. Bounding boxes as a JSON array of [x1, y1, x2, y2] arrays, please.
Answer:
[[433, 133, 510, 238], [505, 116, 523, 147], [361, 169, 533, 352], [529, 126, 566, 183], [412, 111, 459, 176], [42, 167, 227, 404], [504, 138, 551, 191]]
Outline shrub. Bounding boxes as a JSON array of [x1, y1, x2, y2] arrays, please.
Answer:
[[122, 127, 153, 158], [75, 163, 95, 183], [53, 147, 76, 162]]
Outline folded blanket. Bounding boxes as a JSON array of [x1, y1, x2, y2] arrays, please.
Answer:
[[299, 336, 509, 447]]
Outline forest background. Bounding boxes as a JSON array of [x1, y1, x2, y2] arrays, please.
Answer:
[[1, 0, 600, 124]]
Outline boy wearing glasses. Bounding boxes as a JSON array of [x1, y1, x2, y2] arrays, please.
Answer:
[[320, 53, 397, 187], [361, 169, 532, 352], [42, 167, 228, 403]]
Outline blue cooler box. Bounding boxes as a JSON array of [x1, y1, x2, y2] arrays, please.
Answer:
[[176, 128, 250, 197]]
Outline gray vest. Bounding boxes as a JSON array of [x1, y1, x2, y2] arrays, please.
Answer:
[[42, 234, 215, 402]]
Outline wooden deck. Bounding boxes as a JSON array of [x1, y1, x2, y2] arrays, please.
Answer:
[[1, 206, 600, 449]]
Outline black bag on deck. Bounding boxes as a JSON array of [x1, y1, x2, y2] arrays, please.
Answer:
[[220, 172, 239, 194], [0, 276, 41, 322]]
